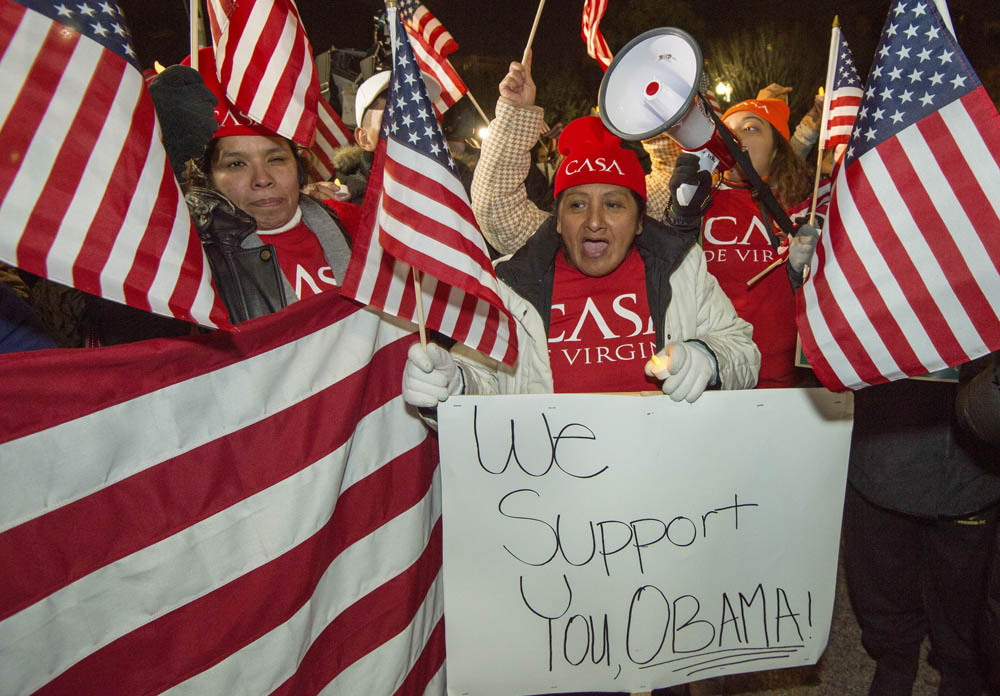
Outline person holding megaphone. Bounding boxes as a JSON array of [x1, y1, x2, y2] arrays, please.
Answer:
[[402, 105, 760, 406], [469, 51, 818, 391]]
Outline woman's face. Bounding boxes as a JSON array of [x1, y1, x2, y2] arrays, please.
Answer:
[[210, 135, 300, 230], [556, 183, 642, 277], [724, 111, 777, 180]]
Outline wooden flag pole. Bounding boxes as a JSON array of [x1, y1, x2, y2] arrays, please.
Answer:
[[465, 91, 492, 127], [190, 0, 200, 70], [807, 15, 840, 226], [747, 15, 843, 289], [412, 270, 429, 350], [459, 0, 548, 133], [522, 0, 547, 64], [746, 255, 787, 287]]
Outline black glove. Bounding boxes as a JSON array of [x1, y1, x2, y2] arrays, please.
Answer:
[[148, 65, 219, 182], [666, 153, 714, 229]]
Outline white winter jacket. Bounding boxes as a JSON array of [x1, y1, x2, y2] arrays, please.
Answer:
[[455, 219, 760, 395]]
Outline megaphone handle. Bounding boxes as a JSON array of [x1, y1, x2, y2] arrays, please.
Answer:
[[675, 148, 720, 207]]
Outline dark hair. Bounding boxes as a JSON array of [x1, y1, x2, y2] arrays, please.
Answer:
[[184, 136, 308, 191], [767, 127, 813, 208], [555, 187, 647, 221]]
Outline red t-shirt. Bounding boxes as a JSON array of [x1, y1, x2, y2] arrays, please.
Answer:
[[701, 185, 796, 388], [548, 247, 659, 393], [322, 199, 364, 240], [257, 220, 339, 300]]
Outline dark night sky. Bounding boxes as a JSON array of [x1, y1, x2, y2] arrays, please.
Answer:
[[119, 0, 997, 114]]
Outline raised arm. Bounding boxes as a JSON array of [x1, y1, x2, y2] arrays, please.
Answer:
[[641, 133, 683, 222], [470, 51, 551, 255]]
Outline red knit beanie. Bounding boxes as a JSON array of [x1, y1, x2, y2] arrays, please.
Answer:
[[181, 47, 276, 139], [722, 98, 790, 140], [553, 116, 646, 200]]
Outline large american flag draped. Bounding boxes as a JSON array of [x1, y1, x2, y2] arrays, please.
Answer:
[[341, 4, 518, 367], [581, 0, 613, 71], [819, 23, 863, 152], [0, 0, 230, 329], [0, 292, 446, 695], [397, 0, 467, 116], [205, 0, 319, 146], [796, 0, 1000, 391]]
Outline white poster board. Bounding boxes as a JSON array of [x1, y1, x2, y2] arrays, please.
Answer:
[[438, 388, 854, 695]]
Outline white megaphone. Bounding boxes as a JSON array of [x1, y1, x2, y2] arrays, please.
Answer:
[[598, 28, 735, 207]]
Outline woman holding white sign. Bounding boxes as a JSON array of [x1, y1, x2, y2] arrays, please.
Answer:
[[402, 111, 759, 404]]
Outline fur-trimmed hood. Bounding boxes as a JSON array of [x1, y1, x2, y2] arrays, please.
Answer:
[[331, 145, 372, 176]]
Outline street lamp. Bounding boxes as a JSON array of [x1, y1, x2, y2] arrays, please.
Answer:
[[715, 80, 734, 103]]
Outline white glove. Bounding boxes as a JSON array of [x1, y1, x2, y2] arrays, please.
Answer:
[[788, 223, 820, 277], [402, 342, 463, 408], [644, 341, 716, 403]]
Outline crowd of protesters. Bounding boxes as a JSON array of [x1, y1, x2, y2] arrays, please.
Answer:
[[2, 20, 999, 696]]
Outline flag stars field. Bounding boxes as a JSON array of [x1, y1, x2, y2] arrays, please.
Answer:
[[847, 0, 978, 159]]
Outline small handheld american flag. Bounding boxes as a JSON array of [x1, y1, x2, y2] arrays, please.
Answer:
[[819, 22, 862, 154], [398, 0, 467, 116], [581, 0, 613, 71], [341, 1, 518, 367]]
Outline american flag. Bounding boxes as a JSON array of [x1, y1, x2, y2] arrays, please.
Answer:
[[398, 0, 467, 115], [205, 0, 319, 146], [399, 0, 456, 59], [796, 0, 1000, 391], [308, 96, 353, 182], [0, 292, 446, 695], [819, 23, 863, 152], [0, 0, 230, 329], [341, 5, 518, 367], [582, 0, 613, 71]]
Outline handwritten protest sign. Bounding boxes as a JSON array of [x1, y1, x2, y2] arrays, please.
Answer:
[[438, 388, 853, 695]]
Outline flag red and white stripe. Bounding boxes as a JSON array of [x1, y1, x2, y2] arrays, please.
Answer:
[[0, 293, 445, 694], [788, 178, 833, 222], [308, 96, 353, 182], [0, 0, 230, 329], [341, 6, 517, 367], [399, 0, 457, 60], [818, 23, 862, 153], [398, 0, 467, 115], [796, 0, 1000, 391], [582, 0, 613, 71], [205, 0, 319, 146]]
